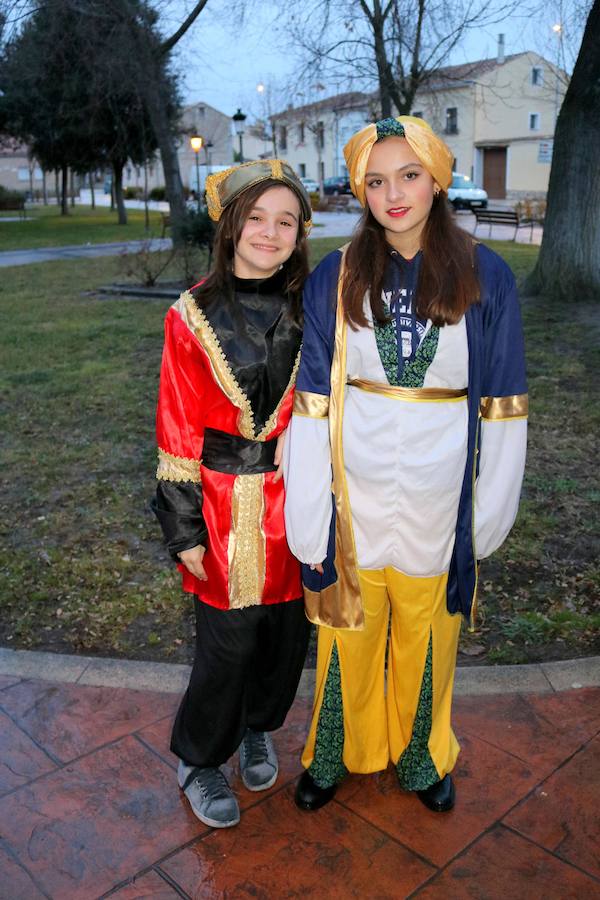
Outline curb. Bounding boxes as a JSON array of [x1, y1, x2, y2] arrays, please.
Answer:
[[1, 648, 599, 698]]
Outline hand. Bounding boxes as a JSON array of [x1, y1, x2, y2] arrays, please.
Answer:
[[273, 429, 286, 483], [178, 545, 207, 581], [309, 562, 324, 575]]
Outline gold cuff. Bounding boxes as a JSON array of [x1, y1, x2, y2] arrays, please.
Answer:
[[156, 448, 201, 483], [480, 393, 529, 420], [293, 390, 330, 418]]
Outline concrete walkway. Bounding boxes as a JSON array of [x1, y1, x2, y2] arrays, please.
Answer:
[[1, 649, 598, 898], [0, 210, 542, 268]]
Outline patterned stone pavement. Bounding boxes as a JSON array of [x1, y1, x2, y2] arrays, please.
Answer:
[[0, 670, 599, 899]]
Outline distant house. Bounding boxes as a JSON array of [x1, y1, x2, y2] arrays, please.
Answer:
[[270, 48, 566, 200], [0, 137, 44, 195], [271, 92, 375, 184], [121, 101, 234, 194], [411, 48, 566, 199]]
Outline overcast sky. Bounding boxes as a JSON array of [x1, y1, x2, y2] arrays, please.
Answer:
[[163, 1, 582, 120]]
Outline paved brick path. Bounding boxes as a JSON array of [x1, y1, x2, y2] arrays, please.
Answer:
[[1, 658, 599, 899]]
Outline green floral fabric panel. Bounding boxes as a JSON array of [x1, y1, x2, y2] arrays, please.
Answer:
[[308, 641, 348, 789], [399, 326, 439, 388], [373, 307, 400, 385], [373, 302, 439, 388], [396, 632, 440, 790]]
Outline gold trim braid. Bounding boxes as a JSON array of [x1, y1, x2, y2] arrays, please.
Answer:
[[177, 292, 300, 442], [293, 390, 330, 418], [156, 448, 201, 483], [348, 379, 468, 402], [480, 393, 528, 420], [227, 473, 266, 608], [321, 246, 364, 630]]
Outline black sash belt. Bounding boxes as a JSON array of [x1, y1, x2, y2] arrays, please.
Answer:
[[202, 427, 278, 475]]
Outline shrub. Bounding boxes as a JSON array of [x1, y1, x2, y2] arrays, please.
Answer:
[[123, 186, 143, 200], [174, 208, 215, 250], [148, 186, 167, 202], [0, 185, 26, 208]]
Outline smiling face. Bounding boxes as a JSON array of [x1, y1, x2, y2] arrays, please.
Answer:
[[233, 185, 301, 279], [364, 136, 436, 257]]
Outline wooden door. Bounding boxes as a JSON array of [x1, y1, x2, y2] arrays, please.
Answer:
[[483, 148, 507, 199]]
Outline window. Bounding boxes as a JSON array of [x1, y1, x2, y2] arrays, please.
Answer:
[[279, 125, 287, 151], [529, 112, 540, 131], [298, 121, 305, 143], [445, 107, 458, 135], [197, 105, 205, 118], [317, 121, 325, 149], [299, 163, 306, 177], [531, 67, 543, 86], [412, 110, 423, 118]]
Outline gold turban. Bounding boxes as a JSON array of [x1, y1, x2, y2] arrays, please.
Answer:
[[205, 159, 312, 233], [343, 116, 453, 206]]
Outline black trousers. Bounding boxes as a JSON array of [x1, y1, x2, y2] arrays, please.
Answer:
[[170, 596, 310, 768]]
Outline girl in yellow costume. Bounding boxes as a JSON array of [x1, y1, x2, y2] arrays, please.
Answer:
[[283, 116, 528, 812]]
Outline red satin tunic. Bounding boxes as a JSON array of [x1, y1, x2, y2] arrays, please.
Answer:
[[156, 291, 302, 609]]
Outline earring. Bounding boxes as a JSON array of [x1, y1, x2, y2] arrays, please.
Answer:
[[433, 186, 441, 196]]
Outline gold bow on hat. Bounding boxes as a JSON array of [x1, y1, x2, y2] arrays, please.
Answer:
[[343, 116, 453, 206], [205, 159, 313, 233]]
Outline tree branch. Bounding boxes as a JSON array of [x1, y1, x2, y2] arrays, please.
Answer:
[[160, 0, 210, 54]]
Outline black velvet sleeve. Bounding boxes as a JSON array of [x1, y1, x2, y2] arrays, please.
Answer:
[[151, 481, 208, 562]]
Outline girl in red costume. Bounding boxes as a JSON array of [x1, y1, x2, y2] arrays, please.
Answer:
[[153, 161, 312, 828]]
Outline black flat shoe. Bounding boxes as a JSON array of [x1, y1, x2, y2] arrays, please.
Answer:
[[416, 774, 455, 812], [295, 769, 337, 811]]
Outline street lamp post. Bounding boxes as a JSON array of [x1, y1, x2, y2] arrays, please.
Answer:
[[190, 135, 204, 212], [233, 108, 247, 163]]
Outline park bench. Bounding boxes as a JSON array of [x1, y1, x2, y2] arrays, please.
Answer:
[[0, 196, 27, 219], [473, 207, 537, 242]]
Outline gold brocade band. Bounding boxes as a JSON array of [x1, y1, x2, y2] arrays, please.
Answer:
[[177, 292, 300, 442], [347, 379, 468, 402], [293, 390, 330, 418], [156, 448, 201, 483], [325, 246, 365, 630], [480, 393, 529, 420], [227, 473, 265, 608]]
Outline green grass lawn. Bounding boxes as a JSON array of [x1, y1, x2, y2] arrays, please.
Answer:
[[0, 237, 598, 663], [0, 203, 165, 250]]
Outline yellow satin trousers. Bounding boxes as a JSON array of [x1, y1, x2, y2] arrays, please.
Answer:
[[302, 567, 462, 778]]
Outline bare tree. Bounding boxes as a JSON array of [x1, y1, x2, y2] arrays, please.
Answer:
[[285, 0, 522, 118], [525, 0, 600, 301]]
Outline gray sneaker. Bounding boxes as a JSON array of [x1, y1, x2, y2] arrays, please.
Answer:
[[239, 729, 279, 792], [177, 761, 240, 828]]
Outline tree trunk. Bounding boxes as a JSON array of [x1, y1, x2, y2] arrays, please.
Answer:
[[28, 159, 34, 202], [144, 81, 186, 243], [70, 168, 76, 207], [42, 169, 48, 205], [144, 162, 150, 232], [90, 173, 95, 209], [61, 165, 69, 216], [55, 169, 60, 205], [525, 0, 600, 301], [113, 160, 127, 225]]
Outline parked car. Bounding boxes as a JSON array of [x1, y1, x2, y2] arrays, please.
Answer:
[[447, 173, 488, 210], [323, 176, 352, 195], [300, 177, 319, 193]]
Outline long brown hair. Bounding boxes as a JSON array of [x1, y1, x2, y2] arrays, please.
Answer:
[[343, 193, 479, 328], [193, 179, 309, 323]]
